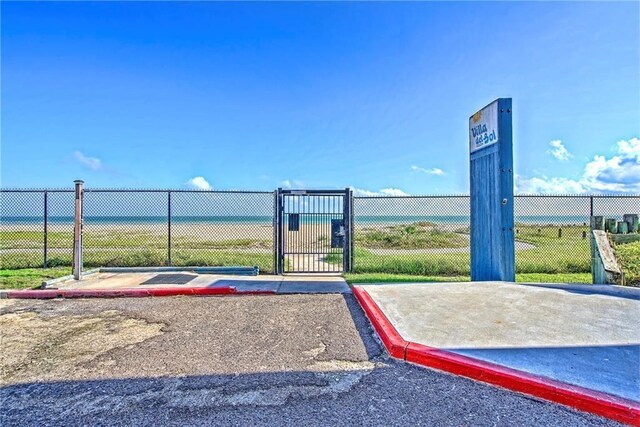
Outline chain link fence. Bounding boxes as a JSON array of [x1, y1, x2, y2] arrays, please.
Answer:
[[1, 189, 275, 273], [1, 189, 638, 281], [352, 195, 640, 281]]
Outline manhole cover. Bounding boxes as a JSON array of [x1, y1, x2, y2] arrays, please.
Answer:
[[141, 273, 196, 285]]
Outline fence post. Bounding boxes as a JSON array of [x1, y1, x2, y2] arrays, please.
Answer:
[[275, 188, 283, 275], [590, 195, 594, 217], [350, 189, 355, 272], [272, 190, 278, 274], [73, 180, 84, 280], [43, 190, 48, 268], [168, 190, 172, 266]]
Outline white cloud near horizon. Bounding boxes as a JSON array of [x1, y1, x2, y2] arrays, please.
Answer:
[[187, 176, 212, 190], [281, 179, 304, 189], [352, 187, 409, 196], [73, 151, 102, 171], [517, 137, 640, 194], [411, 165, 445, 175], [547, 140, 572, 161]]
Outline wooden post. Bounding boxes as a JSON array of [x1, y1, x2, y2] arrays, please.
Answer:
[[591, 230, 623, 285], [469, 98, 514, 281], [591, 216, 604, 231], [73, 180, 84, 280], [605, 218, 617, 233], [617, 221, 628, 234], [590, 216, 599, 283], [623, 214, 638, 233]]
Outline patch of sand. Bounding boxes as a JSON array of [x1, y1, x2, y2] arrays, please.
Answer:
[[0, 303, 164, 384]]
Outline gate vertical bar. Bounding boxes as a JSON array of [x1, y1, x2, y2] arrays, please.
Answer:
[[273, 190, 278, 274], [167, 191, 172, 266], [342, 189, 348, 272], [73, 180, 84, 280], [43, 190, 48, 268], [349, 189, 355, 272], [277, 188, 284, 275]]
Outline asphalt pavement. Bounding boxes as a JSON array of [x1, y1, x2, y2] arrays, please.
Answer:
[[0, 295, 623, 426]]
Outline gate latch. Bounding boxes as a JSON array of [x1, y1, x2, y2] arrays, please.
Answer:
[[331, 219, 345, 248], [288, 214, 300, 231]]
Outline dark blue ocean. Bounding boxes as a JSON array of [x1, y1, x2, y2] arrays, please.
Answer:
[[0, 215, 595, 226]]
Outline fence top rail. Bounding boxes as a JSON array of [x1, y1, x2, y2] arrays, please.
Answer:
[[0, 188, 638, 198], [0, 189, 75, 193], [0, 188, 274, 194], [279, 189, 350, 195], [514, 193, 640, 198], [354, 194, 640, 199]]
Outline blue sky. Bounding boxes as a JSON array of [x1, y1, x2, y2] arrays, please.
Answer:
[[2, 1, 639, 194]]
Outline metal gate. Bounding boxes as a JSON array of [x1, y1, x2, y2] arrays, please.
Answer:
[[275, 189, 353, 274]]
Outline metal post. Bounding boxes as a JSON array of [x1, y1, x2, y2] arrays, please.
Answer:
[[73, 180, 84, 280], [276, 188, 284, 275], [349, 189, 355, 272], [273, 190, 278, 274], [43, 191, 48, 268], [343, 188, 350, 272], [590, 195, 594, 217], [168, 191, 172, 266]]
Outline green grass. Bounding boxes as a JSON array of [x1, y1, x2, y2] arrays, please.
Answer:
[[356, 223, 467, 249], [615, 241, 640, 287], [0, 250, 274, 273], [0, 230, 271, 250], [344, 273, 469, 284], [515, 272, 591, 283], [345, 272, 591, 284], [0, 267, 71, 290], [340, 224, 592, 277], [0, 223, 595, 282], [0, 229, 274, 272]]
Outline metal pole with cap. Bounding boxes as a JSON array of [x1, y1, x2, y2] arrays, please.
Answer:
[[73, 180, 84, 280]]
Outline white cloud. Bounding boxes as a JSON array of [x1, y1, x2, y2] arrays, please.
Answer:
[[187, 176, 212, 190], [411, 165, 445, 175], [281, 179, 304, 189], [580, 137, 640, 193], [518, 137, 640, 194], [73, 151, 102, 171], [516, 175, 586, 194], [546, 140, 572, 161], [379, 188, 409, 196], [352, 187, 409, 196]]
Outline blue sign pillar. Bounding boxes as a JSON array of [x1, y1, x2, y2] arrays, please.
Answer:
[[469, 98, 515, 281]]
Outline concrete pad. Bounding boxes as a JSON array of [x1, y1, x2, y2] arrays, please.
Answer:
[[55, 272, 350, 294], [212, 279, 282, 293], [279, 279, 351, 294], [359, 282, 640, 403]]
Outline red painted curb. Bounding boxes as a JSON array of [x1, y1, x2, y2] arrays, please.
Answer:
[[6, 287, 276, 299], [352, 285, 640, 426], [352, 286, 408, 359], [405, 343, 640, 426]]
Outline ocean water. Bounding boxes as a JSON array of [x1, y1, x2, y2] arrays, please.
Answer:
[[0, 215, 595, 226]]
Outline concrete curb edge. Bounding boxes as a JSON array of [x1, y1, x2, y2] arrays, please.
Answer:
[[352, 286, 408, 358], [41, 268, 101, 288], [352, 285, 640, 426], [99, 266, 259, 275], [5, 287, 276, 299]]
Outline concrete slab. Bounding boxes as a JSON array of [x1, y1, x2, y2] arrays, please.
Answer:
[[279, 280, 351, 294], [359, 282, 640, 403], [54, 272, 350, 294]]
